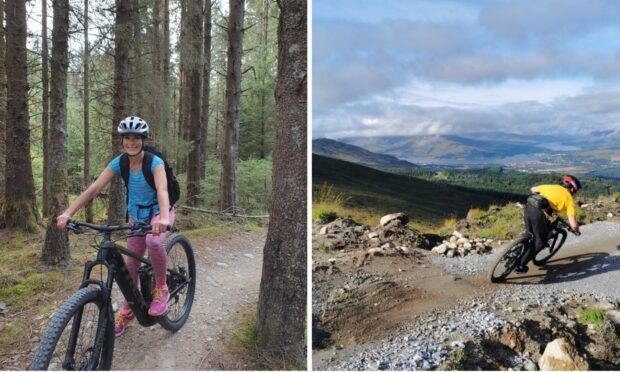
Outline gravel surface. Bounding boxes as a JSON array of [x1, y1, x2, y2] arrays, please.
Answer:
[[318, 221, 620, 371]]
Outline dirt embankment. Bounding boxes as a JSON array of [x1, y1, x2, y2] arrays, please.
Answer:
[[312, 213, 620, 370]]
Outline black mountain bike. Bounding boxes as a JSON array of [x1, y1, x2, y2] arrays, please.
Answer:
[[30, 220, 196, 370], [489, 216, 580, 283]]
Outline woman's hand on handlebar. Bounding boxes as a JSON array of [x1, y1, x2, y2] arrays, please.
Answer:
[[152, 217, 169, 237], [56, 214, 72, 230]]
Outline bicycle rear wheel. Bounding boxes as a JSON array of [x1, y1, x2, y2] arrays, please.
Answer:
[[532, 228, 567, 266], [489, 237, 529, 283], [159, 233, 196, 332], [30, 287, 114, 370]]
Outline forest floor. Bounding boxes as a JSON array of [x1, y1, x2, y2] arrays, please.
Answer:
[[0, 215, 268, 370]]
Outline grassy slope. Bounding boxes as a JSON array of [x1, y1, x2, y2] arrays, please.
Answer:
[[313, 154, 522, 227]]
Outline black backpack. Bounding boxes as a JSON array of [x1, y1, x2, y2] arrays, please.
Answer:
[[119, 145, 181, 208]]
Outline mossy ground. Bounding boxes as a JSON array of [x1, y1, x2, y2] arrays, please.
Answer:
[[227, 306, 301, 370]]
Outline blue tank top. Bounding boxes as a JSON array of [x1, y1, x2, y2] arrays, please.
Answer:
[[108, 154, 164, 222]]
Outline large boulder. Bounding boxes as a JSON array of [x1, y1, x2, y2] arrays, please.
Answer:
[[380, 212, 409, 226], [538, 338, 589, 371]]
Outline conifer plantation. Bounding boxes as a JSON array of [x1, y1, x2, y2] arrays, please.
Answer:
[[0, 0, 307, 367]]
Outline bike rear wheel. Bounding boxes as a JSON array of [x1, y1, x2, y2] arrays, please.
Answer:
[[30, 287, 114, 370], [159, 233, 196, 332], [532, 228, 567, 266], [489, 237, 529, 283]]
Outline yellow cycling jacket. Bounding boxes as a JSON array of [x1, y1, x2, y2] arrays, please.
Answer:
[[536, 184, 576, 217]]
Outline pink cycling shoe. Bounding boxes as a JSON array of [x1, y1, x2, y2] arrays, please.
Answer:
[[114, 307, 135, 337], [148, 286, 169, 317]]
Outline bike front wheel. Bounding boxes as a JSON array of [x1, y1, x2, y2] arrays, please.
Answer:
[[159, 233, 196, 332], [30, 286, 114, 370], [489, 237, 529, 283], [532, 228, 567, 266]]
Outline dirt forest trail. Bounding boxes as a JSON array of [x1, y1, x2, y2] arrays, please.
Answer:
[[111, 231, 266, 370]]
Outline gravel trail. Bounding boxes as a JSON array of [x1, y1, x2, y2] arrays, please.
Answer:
[[316, 221, 620, 371]]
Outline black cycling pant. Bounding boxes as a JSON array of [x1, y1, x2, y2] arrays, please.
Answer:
[[521, 204, 550, 266]]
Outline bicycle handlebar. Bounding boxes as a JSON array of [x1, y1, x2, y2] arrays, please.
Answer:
[[555, 217, 581, 236], [53, 218, 171, 235]]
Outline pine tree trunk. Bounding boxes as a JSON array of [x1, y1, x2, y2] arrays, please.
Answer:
[[199, 0, 211, 181], [151, 0, 162, 141], [162, 0, 170, 135], [83, 0, 92, 222], [42, 0, 50, 217], [177, 1, 188, 174], [108, 0, 130, 225], [255, 0, 307, 367], [43, 0, 70, 264], [259, 0, 269, 159], [0, 0, 6, 224], [186, 0, 204, 206], [219, 0, 244, 213], [5, 0, 39, 231]]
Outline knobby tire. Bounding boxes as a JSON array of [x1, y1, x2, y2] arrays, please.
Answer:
[[30, 286, 114, 370], [489, 237, 529, 283], [158, 233, 196, 332]]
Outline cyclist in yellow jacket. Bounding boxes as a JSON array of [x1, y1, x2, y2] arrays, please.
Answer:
[[517, 175, 581, 273]]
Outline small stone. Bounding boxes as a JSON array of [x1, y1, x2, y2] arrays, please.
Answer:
[[607, 212, 614, 219], [328, 258, 336, 265], [381, 242, 396, 249], [319, 226, 329, 234], [368, 232, 379, 239], [524, 361, 538, 371], [216, 262, 228, 267], [367, 247, 383, 256], [435, 244, 447, 254], [453, 231, 463, 238], [243, 253, 254, 259]]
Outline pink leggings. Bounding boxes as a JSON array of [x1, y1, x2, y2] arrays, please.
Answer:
[[122, 210, 175, 309]]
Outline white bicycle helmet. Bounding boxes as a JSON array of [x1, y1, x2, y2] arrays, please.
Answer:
[[117, 116, 149, 137]]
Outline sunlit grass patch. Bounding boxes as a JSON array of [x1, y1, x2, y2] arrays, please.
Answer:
[[579, 308, 606, 326]]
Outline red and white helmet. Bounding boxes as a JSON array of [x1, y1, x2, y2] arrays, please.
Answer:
[[117, 116, 149, 138], [560, 174, 582, 194]]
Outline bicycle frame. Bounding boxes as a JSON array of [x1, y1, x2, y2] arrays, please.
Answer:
[[79, 231, 160, 327]]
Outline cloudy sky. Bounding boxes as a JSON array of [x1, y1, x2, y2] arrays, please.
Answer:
[[313, 0, 620, 139]]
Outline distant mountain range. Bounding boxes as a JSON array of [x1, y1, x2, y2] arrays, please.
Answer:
[[312, 138, 418, 169], [312, 132, 620, 177]]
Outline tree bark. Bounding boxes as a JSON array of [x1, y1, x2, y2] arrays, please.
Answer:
[[83, 0, 92, 222], [186, 0, 204, 206], [42, 0, 50, 217], [43, 0, 70, 264], [161, 0, 170, 135], [259, 0, 270, 159], [108, 0, 130, 224], [219, 0, 244, 213], [255, 0, 307, 367], [5, 0, 39, 231], [0, 0, 6, 223], [199, 0, 212, 181]]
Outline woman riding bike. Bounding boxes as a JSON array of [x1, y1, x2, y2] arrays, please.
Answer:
[[517, 174, 582, 273], [56, 116, 173, 336]]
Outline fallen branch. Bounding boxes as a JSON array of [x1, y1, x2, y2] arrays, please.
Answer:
[[176, 205, 269, 219]]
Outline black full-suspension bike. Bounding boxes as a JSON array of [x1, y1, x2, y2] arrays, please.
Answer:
[[29, 220, 196, 370], [489, 216, 580, 283]]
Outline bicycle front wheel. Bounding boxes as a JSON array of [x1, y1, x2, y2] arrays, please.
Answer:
[[532, 229, 567, 266], [159, 233, 196, 332], [30, 286, 114, 370], [489, 237, 528, 283]]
